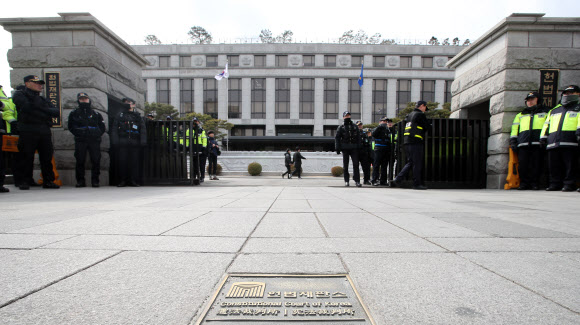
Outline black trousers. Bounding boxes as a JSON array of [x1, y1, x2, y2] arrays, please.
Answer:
[[74, 138, 101, 184], [208, 154, 218, 174], [17, 132, 55, 184], [547, 147, 578, 187], [359, 150, 371, 182], [282, 164, 292, 177], [118, 138, 140, 184], [372, 149, 389, 184], [292, 164, 302, 177], [517, 146, 543, 187], [0, 136, 5, 186], [199, 153, 207, 180], [396, 143, 424, 187], [342, 149, 360, 183]]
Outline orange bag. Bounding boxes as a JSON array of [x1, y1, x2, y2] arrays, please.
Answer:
[[1, 135, 19, 152], [504, 147, 520, 190]]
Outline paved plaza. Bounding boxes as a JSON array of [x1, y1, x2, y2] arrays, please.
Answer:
[[0, 176, 579, 324]]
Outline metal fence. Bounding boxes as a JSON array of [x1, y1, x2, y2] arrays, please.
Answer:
[[392, 119, 490, 189], [143, 121, 200, 185]]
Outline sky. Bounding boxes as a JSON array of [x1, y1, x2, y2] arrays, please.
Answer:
[[1, 0, 579, 93]]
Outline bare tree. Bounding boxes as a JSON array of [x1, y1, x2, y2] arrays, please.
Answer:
[[442, 38, 450, 46], [259, 29, 274, 43], [380, 39, 397, 45], [353, 30, 368, 44], [368, 33, 382, 44], [275, 30, 293, 43], [428, 36, 440, 45], [463, 39, 471, 46], [188, 26, 212, 44], [339, 30, 355, 44], [452, 37, 460, 46], [144, 35, 162, 45]]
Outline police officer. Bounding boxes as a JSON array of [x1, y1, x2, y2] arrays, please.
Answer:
[[510, 91, 550, 190], [0, 89, 8, 192], [356, 121, 372, 185], [292, 146, 306, 179], [371, 117, 391, 186], [391, 101, 431, 190], [111, 97, 146, 187], [387, 119, 398, 180], [335, 111, 362, 187], [282, 148, 293, 179], [189, 117, 208, 182], [11, 75, 60, 190], [68, 92, 106, 187], [540, 85, 580, 192]]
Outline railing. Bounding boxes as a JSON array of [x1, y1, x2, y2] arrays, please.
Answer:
[[392, 119, 490, 189]]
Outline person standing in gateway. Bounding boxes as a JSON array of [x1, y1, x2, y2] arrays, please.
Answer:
[[68, 92, 106, 188], [11, 75, 60, 190], [391, 101, 431, 190]]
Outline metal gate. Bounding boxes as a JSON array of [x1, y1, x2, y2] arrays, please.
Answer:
[[143, 120, 200, 185], [392, 118, 490, 189]]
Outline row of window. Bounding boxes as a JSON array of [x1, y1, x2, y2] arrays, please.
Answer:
[[158, 55, 448, 69], [230, 125, 344, 137], [155, 79, 452, 123]]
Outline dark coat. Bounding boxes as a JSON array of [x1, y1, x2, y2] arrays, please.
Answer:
[[403, 108, 431, 144], [12, 88, 59, 135], [111, 107, 147, 146], [284, 152, 293, 166], [335, 119, 361, 151], [68, 104, 106, 140], [293, 152, 306, 166]]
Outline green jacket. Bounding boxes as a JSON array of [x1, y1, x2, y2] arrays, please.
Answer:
[[1, 87, 17, 133], [540, 103, 580, 149]]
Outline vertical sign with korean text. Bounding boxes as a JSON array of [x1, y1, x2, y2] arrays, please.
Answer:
[[539, 69, 559, 109], [45, 72, 62, 127]]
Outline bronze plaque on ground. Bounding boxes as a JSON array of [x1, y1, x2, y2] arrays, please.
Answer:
[[194, 274, 375, 324]]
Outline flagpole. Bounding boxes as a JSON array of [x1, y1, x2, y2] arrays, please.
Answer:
[[225, 60, 229, 151]]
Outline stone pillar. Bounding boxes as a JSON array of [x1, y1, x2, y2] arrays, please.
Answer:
[[411, 79, 421, 102], [170, 55, 179, 68], [387, 79, 397, 118], [266, 78, 275, 135], [194, 78, 203, 114], [218, 78, 227, 120], [241, 78, 251, 121], [170, 78, 179, 112], [435, 79, 445, 106], [290, 78, 299, 120], [314, 78, 324, 136], [0, 13, 148, 186], [362, 78, 373, 123], [146, 79, 156, 103], [315, 55, 324, 67], [339, 78, 348, 116]]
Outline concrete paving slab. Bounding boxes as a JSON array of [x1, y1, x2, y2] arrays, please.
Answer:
[[178, 198, 238, 209], [252, 213, 325, 237], [13, 209, 210, 236], [342, 252, 580, 325], [431, 237, 580, 252], [0, 209, 108, 233], [268, 199, 314, 213], [0, 249, 118, 307], [222, 198, 275, 208], [485, 212, 580, 237], [163, 211, 265, 237], [228, 253, 346, 274], [436, 216, 575, 238], [242, 237, 444, 253], [375, 212, 491, 237], [0, 251, 234, 325], [0, 234, 75, 249], [460, 252, 580, 312], [43, 235, 246, 252], [317, 212, 415, 238], [307, 199, 362, 212], [553, 252, 580, 263]]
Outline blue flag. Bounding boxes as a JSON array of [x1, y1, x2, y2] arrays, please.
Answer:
[[358, 63, 364, 87]]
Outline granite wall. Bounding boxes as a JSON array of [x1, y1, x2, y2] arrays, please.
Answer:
[[0, 13, 148, 185]]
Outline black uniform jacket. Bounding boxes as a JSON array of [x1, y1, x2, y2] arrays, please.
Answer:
[[335, 119, 361, 151], [68, 105, 106, 140], [12, 88, 59, 135]]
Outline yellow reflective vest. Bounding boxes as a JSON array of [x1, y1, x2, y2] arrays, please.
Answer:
[[540, 103, 580, 149], [510, 106, 550, 147]]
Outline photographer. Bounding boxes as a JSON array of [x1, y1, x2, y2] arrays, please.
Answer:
[[11, 75, 60, 190]]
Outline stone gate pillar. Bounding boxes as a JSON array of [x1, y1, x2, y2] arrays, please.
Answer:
[[0, 12, 148, 185]]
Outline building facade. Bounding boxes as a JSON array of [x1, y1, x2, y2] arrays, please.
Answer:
[[134, 44, 463, 144]]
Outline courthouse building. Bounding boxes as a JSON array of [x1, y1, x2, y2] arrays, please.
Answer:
[[134, 43, 463, 149]]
